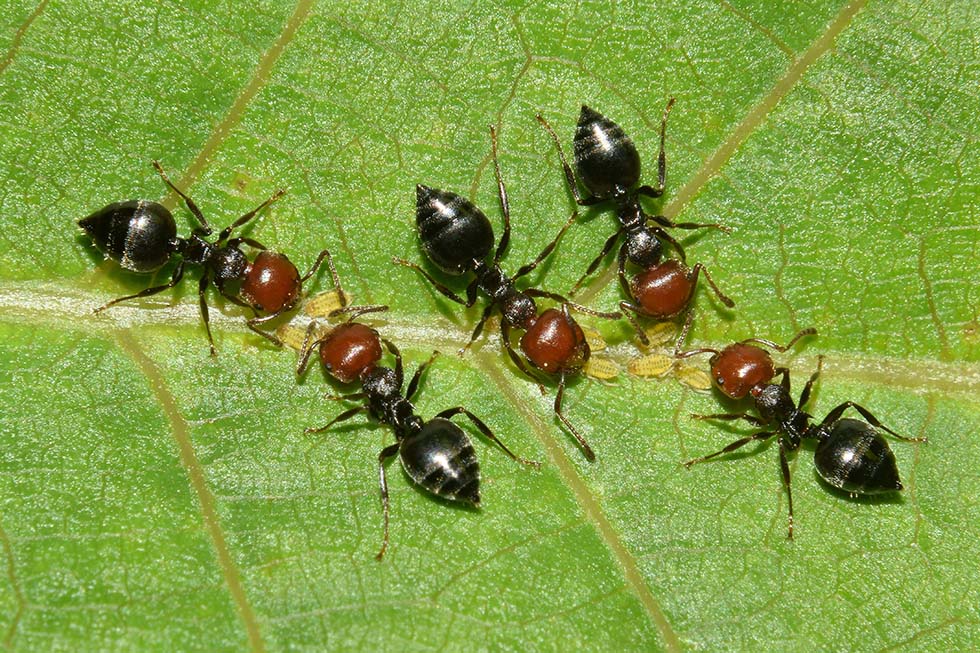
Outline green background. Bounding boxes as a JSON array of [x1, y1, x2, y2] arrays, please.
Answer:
[[0, 0, 977, 650]]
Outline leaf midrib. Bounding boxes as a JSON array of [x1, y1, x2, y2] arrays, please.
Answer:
[[2, 281, 977, 396]]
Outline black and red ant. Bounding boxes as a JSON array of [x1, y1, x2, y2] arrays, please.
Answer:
[[394, 126, 621, 461], [537, 101, 732, 337], [677, 329, 925, 538], [78, 162, 326, 355], [294, 251, 539, 560]]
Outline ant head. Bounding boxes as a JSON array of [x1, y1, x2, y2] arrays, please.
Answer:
[[501, 292, 538, 330], [415, 184, 494, 274], [628, 259, 693, 319], [519, 306, 588, 374], [238, 251, 301, 313], [706, 330, 816, 399], [711, 343, 776, 399], [318, 322, 383, 384], [573, 105, 641, 199]]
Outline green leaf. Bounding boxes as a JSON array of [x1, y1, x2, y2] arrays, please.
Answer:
[[1, 0, 977, 650]]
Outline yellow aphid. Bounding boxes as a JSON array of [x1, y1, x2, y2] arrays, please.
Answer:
[[275, 324, 314, 351], [627, 353, 673, 378], [580, 325, 607, 351], [583, 356, 618, 380], [674, 362, 713, 391], [641, 322, 678, 348], [304, 288, 348, 318]]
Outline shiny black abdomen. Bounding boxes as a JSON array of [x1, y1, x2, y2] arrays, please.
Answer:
[[78, 200, 177, 272], [573, 105, 641, 198], [399, 417, 480, 505], [415, 185, 494, 274], [814, 418, 902, 494]]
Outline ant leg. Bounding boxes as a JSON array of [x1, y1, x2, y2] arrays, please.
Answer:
[[327, 391, 367, 402], [525, 288, 568, 303], [392, 257, 469, 305], [616, 241, 632, 297], [225, 237, 267, 251], [374, 442, 402, 561], [636, 97, 675, 199], [797, 356, 823, 410], [675, 346, 720, 360], [819, 402, 923, 441], [682, 430, 775, 467], [299, 249, 329, 284], [523, 289, 622, 320], [513, 210, 578, 280], [689, 263, 735, 308], [647, 213, 731, 234], [216, 285, 252, 310], [297, 322, 325, 376], [489, 125, 511, 263], [649, 224, 686, 262], [554, 372, 596, 461], [196, 273, 218, 357], [246, 311, 287, 347], [561, 300, 622, 321], [774, 366, 792, 394], [742, 328, 817, 352], [304, 405, 367, 435], [328, 304, 389, 322], [690, 412, 768, 426], [315, 249, 348, 307], [217, 189, 286, 243], [500, 323, 547, 394], [619, 301, 649, 346], [534, 114, 604, 207], [557, 303, 619, 342], [571, 228, 623, 294], [436, 406, 541, 468], [461, 303, 496, 355], [778, 438, 795, 540], [94, 260, 186, 312], [464, 277, 480, 307], [382, 339, 404, 387], [672, 309, 697, 356], [153, 162, 211, 233], [406, 351, 439, 401]]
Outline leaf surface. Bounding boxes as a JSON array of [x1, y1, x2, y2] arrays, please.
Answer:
[[0, 0, 977, 650]]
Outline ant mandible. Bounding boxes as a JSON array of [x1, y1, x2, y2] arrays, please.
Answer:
[[78, 162, 327, 355], [295, 251, 539, 560], [395, 126, 621, 461], [677, 329, 925, 538], [537, 100, 729, 295]]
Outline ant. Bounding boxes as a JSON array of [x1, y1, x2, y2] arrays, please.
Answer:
[[394, 126, 621, 461], [295, 251, 539, 560], [537, 100, 730, 298], [676, 329, 925, 538], [78, 162, 327, 355]]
